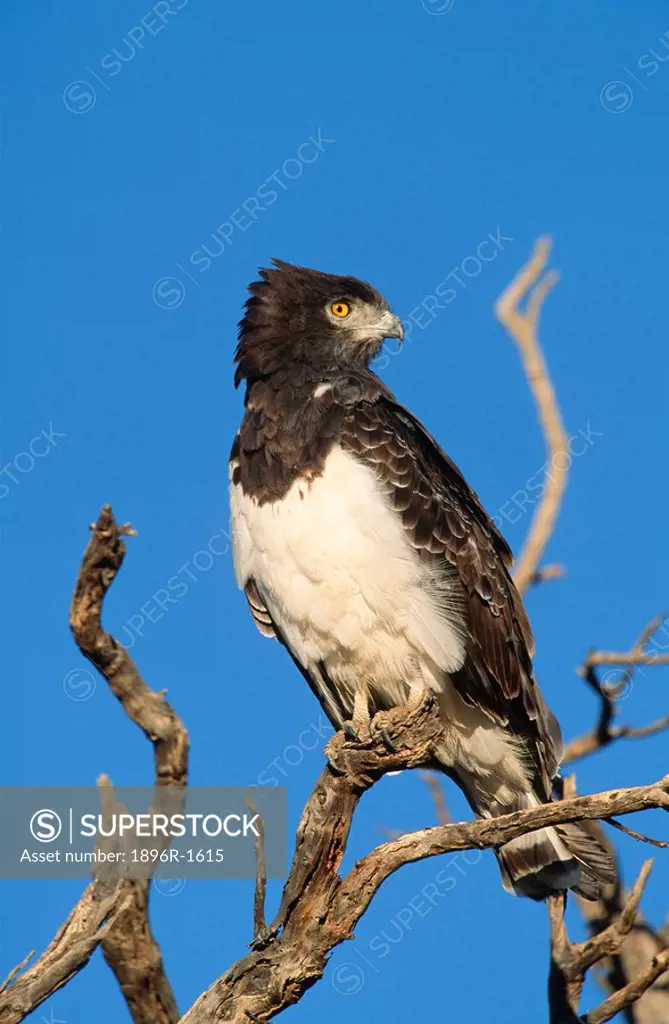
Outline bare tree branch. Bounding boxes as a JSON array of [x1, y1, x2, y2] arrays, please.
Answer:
[[570, 807, 669, 1022], [546, 862, 669, 1023], [564, 616, 669, 766], [419, 770, 452, 825], [495, 236, 567, 595], [0, 953, 36, 996], [69, 507, 189, 790], [588, 653, 669, 668], [246, 796, 269, 948], [587, 950, 669, 1024], [69, 505, 188, 1024], [0, 885, 133, 1024], [0, 507, 189, 1024], [605, 817, 667, 849], [548, 892, 583, 1021], [529, 563, 566, 588]]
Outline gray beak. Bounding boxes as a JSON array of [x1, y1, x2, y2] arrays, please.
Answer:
[[376, 310, 404, 342]]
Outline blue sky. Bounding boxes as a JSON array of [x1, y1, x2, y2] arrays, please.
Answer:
[[1, 1, 669, 1021]]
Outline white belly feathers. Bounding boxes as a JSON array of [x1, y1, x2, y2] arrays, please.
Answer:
[[230, 444, 466, 708]]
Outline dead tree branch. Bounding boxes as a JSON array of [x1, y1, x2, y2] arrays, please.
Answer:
[[564, 615, 669, 766], [420, 769, 452, 825], [0, 507, 189, 1024], [561, 618, 669, 1021], [576, 824, 669, 1024], [547, 862, 669, 1024], [0, 886, 133, 1024], [495, 235, 567, 595], [70, 505, 188, 1024], [3, 511, 666, 1024], [246, 796, 269, 947]]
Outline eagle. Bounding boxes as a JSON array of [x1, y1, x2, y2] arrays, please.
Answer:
[[229, 260, 614, 900]]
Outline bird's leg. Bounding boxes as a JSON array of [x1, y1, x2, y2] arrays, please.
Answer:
[[343, 688, 372, 743], [406, 684, 434, 711]]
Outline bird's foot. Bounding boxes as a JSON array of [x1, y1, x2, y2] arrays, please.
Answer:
[[341, 690, 373, 744], [368, 712, 397, 752], [369, 690, 436, 754]]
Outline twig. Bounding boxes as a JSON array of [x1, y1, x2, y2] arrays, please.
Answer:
[[245, 796, 268, 948], [584, 613, 669, 670], [569, 861, 655, 978], [495, 236, 567, 595], [419, 770, 451, 825], [588, 652, 669, 667], [564, 715, 669, 765], [564, 615, 669, 765], [0, 954, 36, 996], [605, 817, 668, 849], [0, 886, 132, 1024], [573, 820, 669, 1024], [587, 949, 669, 1024], [529, 563, 566, 588]]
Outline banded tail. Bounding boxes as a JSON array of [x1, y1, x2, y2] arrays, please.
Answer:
[[496, 808, 615, 900]]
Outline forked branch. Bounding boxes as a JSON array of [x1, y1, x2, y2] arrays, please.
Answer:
[[548, 862, 669, 1024], [495, 236, 566, 595], [564, 614, 669, 765], [0, 507, 189, 1024]]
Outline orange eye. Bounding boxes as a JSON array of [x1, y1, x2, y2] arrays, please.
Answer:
[[331, 301, 350, 318]]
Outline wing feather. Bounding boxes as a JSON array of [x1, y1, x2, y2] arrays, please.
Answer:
[[243, 579, 348, 729], [332, 371, 560, 788]]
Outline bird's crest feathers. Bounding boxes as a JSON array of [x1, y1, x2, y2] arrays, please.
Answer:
[[234, 260, 384, 387]]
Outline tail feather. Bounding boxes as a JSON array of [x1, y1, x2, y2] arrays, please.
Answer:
[[497, 826, 580, 900], [555, 822, 617, 900], [497, 820, 615, 900]]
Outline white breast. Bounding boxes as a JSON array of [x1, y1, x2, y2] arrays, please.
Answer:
[[230, 445, 466, 710]]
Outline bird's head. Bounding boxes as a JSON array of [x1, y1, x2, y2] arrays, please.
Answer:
[[234, 260, 403, 387]]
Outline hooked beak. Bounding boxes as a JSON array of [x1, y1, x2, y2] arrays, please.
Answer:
[[376, 310, 404, 342]]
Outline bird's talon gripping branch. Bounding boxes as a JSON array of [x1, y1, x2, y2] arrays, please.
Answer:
[[369, 712, 396, 751]]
